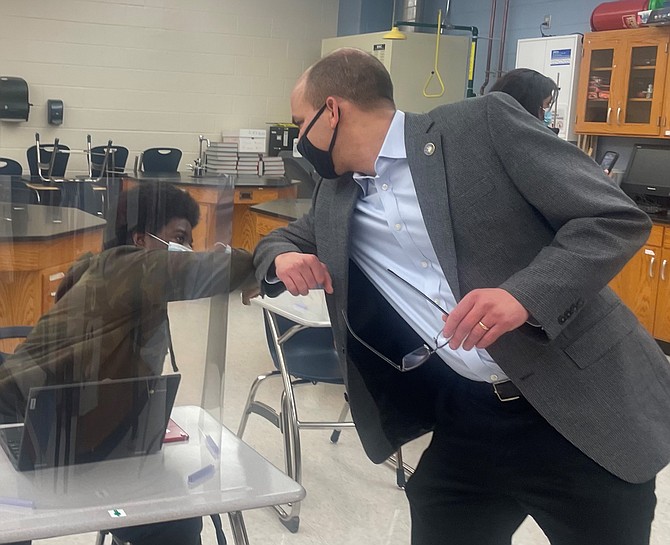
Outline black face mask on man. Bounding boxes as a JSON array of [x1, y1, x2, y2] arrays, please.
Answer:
[[297, 103, 341, 179]]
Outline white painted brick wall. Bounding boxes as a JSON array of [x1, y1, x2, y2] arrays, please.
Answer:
[[0, 0, 338, 175]]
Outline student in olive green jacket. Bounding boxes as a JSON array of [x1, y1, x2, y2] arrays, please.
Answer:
[[1, 181, 256, 545]]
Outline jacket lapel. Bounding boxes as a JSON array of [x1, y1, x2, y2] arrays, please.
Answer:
[[404, 112, 461, 300], [325, 175, 361, 309]]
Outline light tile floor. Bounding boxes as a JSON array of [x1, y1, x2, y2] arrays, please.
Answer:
[[30, 294, 670, 545]]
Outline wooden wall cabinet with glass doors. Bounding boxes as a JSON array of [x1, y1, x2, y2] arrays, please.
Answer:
[[576, 28, 669, 136]]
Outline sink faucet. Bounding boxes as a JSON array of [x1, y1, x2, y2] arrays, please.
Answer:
[[188, 134, 210, 177]]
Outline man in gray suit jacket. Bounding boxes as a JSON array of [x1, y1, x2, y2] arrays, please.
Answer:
[[254, 48, 670, 545]]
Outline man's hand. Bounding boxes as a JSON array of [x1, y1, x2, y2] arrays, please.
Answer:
[[442, 288, 529, 350], [274, 252, 334, 296]]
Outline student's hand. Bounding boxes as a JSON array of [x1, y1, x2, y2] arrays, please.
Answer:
[[241, 286, 261, 305], [274, 252, 333, 296], [442, 288, 529, 350]]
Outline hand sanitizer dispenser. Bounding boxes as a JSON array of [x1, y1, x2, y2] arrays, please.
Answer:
[[47, 99, 63, 125]]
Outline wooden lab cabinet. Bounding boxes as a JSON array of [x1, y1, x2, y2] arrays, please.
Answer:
[[180, 185, 217, 251], [248, 198, 312, 250], [576, 28, 669, 137], [0, 228, 104, 329], [233, 185, 297, 252], [609, 223, 670, 341], [0, 209, 104, 356]]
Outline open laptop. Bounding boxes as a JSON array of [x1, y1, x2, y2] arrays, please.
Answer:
[[0, 374, 180, 471]]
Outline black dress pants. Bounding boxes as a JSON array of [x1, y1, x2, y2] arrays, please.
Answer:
[[404, 369, 657, 545]]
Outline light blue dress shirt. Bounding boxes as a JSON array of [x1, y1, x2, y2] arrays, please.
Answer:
[[349, 110, 507, 383]]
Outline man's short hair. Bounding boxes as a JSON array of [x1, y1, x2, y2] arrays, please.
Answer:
[[303, 48, 395, 110], [104, 182, 200, 249]]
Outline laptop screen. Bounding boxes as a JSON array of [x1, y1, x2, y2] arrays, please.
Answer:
[[1, 374, 180, 471]]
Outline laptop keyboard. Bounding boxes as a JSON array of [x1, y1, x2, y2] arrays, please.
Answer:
[[1, 426, 23, 461]]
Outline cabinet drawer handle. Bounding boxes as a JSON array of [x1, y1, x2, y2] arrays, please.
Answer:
[[238, 191, 253, 200], [617, 107, 622, 124], [650, 256, 656, 278], [607, 107, 612, 124], [50, 291, 57, 298], [662, 259, 668, 281]]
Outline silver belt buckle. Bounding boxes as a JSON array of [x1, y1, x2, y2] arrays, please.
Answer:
[[492, 380, 520, 402]]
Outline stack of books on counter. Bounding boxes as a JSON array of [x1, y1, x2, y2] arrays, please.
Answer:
[[260, 155, 285, 177], [206, 142, 238, 175], [237, 152, 261, 175]]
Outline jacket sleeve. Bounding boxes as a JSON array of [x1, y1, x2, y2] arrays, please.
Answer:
[[99, 246, 256, 304], [163, 247, 256, 300], [252, 181, 321, 297], [485, 92, 651, 339]]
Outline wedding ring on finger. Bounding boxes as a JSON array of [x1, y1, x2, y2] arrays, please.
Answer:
[[478, 321, 491, 332]]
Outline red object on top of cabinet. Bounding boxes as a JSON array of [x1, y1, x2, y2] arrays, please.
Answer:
[[591, 1, 650, 31]]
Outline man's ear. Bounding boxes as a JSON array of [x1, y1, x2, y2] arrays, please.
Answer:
[[132, 231, 146, 248], [325, 96, 340, 128]]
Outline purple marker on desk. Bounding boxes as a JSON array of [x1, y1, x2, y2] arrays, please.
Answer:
[[205, 434, 220, 459], [187, 464, 216, 486], [0, 497, 34, 509]]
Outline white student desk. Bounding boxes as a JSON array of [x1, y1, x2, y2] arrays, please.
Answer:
[[251, 289, 331, 327], [0, 405, 305, 544]]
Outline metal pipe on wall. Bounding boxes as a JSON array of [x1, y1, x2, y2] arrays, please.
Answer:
[[394, 0, 424, 32], [496, 0, 511, 81], [479, 0, 497, 95], [443, 0, 451, 27]]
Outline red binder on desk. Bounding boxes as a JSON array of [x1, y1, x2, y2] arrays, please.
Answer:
[[164, 418, 189, 443]]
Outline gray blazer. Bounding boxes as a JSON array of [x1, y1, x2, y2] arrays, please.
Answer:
[[254, 92, 670, 484]]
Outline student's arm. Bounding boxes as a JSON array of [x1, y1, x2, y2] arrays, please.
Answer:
[[106, 246, 256, 304]]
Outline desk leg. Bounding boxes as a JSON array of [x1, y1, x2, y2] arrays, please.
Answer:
[[228, 511, 249, 545]]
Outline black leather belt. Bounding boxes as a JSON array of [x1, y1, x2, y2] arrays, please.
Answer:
[[492, 380, 522, 402]]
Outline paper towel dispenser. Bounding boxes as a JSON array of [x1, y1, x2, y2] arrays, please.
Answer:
[[0, 77, 31, 122]]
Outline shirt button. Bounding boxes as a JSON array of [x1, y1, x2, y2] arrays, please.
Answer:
[[490, 374, 499, 382], [433, 298, 441, 306], [381, 183, 389, 191], [420, 260, 429, 268], [394, 223, 402, 231]]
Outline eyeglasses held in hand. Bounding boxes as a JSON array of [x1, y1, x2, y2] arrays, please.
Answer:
[[342, 311, 448, 372], [387, 269, 449, 316], [342, 270, 450, 372]]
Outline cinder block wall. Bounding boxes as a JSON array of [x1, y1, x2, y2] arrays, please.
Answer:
[[0, 0, 337, 174]]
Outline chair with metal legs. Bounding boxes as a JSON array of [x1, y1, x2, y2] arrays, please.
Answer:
[[25, 134, 70, 206], [26, 136, 70, 181], [239, 291, 410, 533]]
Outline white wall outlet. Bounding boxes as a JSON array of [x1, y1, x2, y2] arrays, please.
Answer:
[[543, 14, 551, 28]]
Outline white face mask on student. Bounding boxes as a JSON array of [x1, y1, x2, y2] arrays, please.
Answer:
[[147, 232, 193, 252]]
